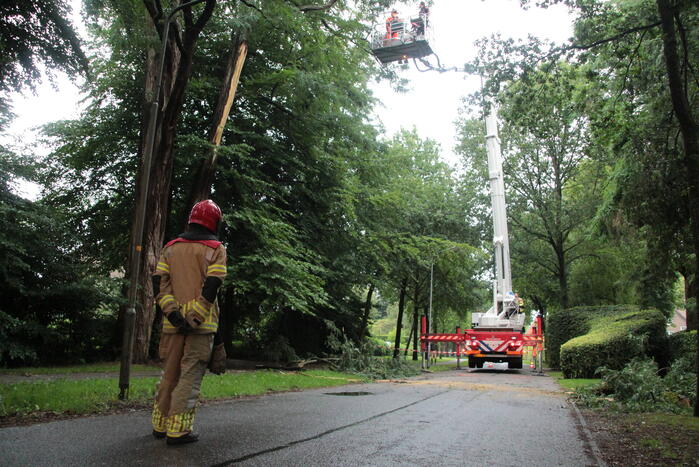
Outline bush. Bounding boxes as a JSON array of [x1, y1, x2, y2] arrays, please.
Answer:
[[575, 358, 696, 413], [597, 359, 667, 411], [664, 356, 697, 404], [546, 305, 646, 368], [546, 306, 599, 368], [0, 185, 122, 367], [367, 337, 391, 357], [262, 336, 298, 363], [668, 330, 697, 365], [556, 306, 667, 378]]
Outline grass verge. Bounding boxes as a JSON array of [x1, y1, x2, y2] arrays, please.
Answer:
[[0, 369, 365, 420], [583, 410, 699, 466], [547, 370, 600, 390], [0, 363, 156, 375]]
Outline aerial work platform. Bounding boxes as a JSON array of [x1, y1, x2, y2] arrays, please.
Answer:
[[371, 36, 433, 64], [370, 11, 434, 64]]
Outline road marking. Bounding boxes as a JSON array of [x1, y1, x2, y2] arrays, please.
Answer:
[[211, 390, 450, 466]]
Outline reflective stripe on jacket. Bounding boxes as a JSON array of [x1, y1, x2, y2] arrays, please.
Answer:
[[155, 240, 227, 334]]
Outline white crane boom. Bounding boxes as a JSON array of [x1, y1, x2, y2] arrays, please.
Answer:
[[472, 102, 524, 330]]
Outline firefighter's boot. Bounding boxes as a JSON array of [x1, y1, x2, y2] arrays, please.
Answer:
[[152, 403, 168, 439], [167, 432, 199, 446], [166, 408, 197, 445]]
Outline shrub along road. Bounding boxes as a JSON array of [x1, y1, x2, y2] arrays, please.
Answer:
[[0, 369, 599, 466]]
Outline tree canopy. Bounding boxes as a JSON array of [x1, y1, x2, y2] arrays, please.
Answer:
[[0, 0, 697, 411]]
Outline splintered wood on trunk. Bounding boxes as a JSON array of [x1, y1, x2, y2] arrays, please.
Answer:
[[184, 33, 248, 219]]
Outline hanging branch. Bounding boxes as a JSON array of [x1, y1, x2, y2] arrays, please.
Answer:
[[296, 0, 339, 12], [567, 21, 661, 51], [184, 32, 249, 214]]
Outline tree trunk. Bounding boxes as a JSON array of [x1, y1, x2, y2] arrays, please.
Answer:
[[358, 283, 375, 340], [412, 285, 419, 361], [684, 273, 698, 331], [552, 144, 569, 311], [393, 279, 408, 359], [656, 0, 699, 417], [404, 325, 413, 357], [530, 294, 547, 332], [126, 0, 216, 363], [126, 16, 175, 364], [423, 304, 429, 334], [184, 32, 248, 221], [556, 245, 568, 310], [219, 285, 237, 356]]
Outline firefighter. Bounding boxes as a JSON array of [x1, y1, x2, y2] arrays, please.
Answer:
[[385, 9, 401, 39], [151, 199, 228, 445], [413, 2, 429, 36], [419, 1, 429, 19]]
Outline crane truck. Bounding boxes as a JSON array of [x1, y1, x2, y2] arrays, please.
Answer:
[[418, 103, 535, 371], [366, 7, 538, 369], [465, 105, 526, 370]]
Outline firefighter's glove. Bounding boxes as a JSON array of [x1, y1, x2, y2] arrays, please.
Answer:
[[182, 301, 205, 329], [166, 309, 193, 334], [208, 343, 227, 375]]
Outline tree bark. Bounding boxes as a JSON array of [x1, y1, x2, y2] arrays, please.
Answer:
[[530, 294, 547, 332], [552, 147, 569, 310], [358, 283, 375, 340], [556, 245, 569, 310], [219, 284, 237, 356], [684, 274, 698, 331], [412, 285, 419, 360], [656, 0, 699, 417], [126, 0, 216, 363], [392, 278, 408, 359], [404, 325, 413, 357], [423, 304, 429, 328]]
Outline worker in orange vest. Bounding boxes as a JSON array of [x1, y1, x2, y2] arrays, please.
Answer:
[[385, 9, 401, 39]]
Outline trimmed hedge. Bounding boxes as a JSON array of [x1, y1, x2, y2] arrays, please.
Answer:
[[549, 306, 668, 378], [668, 330, 697, 364], [546, 305, 635, 369]]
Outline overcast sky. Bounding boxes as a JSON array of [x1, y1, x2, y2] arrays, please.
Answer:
[[5, 0, 574, 198], [370, 0, 574, 166]]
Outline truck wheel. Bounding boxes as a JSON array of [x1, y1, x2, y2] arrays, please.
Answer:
[[509, 357, 523, 369], [468, 357, 476, 368]]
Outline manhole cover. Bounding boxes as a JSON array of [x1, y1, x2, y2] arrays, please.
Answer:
[[324, 391, 373, 396]]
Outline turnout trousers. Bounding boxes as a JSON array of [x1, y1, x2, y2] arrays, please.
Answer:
[[152, 333, 214, 437]]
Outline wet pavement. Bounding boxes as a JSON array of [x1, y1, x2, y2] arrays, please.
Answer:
[[0, 369, 599, 466]]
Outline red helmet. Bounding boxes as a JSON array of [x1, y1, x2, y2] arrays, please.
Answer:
[[188, 200, 222, 233]]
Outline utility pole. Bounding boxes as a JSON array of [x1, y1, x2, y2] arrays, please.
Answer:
[[119, 0, 208, 400]]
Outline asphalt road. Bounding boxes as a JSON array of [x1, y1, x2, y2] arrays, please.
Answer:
[[0, 369, 599, 466]]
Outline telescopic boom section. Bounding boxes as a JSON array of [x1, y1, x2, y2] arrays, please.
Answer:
[[471, 103, 524, 331], [485, 108, 512, 303]]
